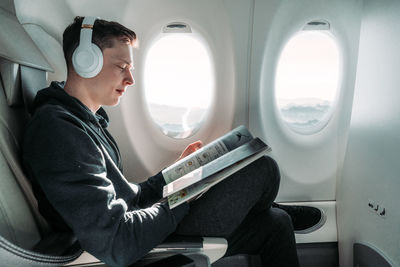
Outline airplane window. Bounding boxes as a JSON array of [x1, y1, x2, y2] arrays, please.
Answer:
[[275, 30, 340, 134], [144, 33, 214, 139]]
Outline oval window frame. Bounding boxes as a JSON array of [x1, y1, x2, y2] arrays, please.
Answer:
[[274, 28, 342, 135]]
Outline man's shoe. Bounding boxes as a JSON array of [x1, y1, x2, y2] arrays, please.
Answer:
[[272, 203, 326, 234]]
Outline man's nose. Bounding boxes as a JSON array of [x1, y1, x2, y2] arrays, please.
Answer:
[[124, 69, 134, 86]]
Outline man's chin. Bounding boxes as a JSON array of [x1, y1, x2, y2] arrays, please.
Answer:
[[105, 98, 121, 107]]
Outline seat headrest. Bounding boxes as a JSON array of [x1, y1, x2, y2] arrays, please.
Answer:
[[0, 58, 21, 107], [0, 8, 52, 72], [0, 58, 47, 112]]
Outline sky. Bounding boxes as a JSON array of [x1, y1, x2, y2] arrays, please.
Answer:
[[144, 34, 213, 109], [275, 31, 341, 103]]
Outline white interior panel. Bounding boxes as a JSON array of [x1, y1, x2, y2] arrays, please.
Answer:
[[337, 0, 400, 266], [249, 0, 362, 202]]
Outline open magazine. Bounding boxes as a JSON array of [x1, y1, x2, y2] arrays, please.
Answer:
[[162, 125, 272, 209]]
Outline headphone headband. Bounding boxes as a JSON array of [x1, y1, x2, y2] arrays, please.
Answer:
[[78, 17, 96, 49], [81, 16, 95, 29]]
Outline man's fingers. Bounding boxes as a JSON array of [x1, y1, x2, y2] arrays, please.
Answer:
[[191, 140, 203, 150], [177, 140, 204, 161]]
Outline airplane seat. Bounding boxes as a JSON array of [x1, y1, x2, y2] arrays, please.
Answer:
[[0, 58, 40, 250], [0, 57, 83, 266]]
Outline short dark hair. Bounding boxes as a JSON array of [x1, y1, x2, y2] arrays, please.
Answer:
[[63, 16, 136, 70]]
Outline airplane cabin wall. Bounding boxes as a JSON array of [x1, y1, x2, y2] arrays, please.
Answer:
[[337, 0, 400, 266], [249, 0, 362, 203]]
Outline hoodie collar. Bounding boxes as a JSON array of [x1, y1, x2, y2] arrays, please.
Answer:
[[32, 81, 110, 128]]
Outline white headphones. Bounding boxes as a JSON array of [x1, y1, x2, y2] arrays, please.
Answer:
[[72, 16, 103, 78]]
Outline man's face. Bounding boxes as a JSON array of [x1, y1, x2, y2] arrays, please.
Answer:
[[87, 40, 134, 107]]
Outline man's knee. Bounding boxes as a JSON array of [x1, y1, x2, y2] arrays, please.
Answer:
[[269, 207, 294, 233], [264, 155, 281, 185], [252, 155, 281, 192]]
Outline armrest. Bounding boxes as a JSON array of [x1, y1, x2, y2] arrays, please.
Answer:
[[201, 237, 228, 263], [147, 235, 227, 264], [153, 235, 203, 251]]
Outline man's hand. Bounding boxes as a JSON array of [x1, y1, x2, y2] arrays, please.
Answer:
[[177, 140, 203, 162]]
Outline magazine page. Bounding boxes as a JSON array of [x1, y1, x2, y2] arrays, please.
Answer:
[[162, 125, 253, 184], [163, 138, 269, 198], [165, 138, 271, 208]]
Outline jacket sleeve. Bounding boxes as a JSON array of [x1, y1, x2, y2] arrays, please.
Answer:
[[23, 111, 189, 267], [136, 172, 166, 206]]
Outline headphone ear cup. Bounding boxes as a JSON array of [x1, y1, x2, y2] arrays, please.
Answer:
[[72, 43, 103, 78]]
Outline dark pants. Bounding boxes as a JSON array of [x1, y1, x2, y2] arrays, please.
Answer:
[[175, 156, 299, 267]]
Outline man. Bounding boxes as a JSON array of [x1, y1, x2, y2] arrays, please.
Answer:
[[23, 16, 322, 267]]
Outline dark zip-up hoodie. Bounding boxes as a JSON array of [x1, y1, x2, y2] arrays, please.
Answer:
[[22, 82, 189, 267]]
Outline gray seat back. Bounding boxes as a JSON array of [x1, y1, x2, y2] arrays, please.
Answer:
[[0, 6, 55, 251], [0, 58, 42, 249], [0, 56, 82, 267]]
